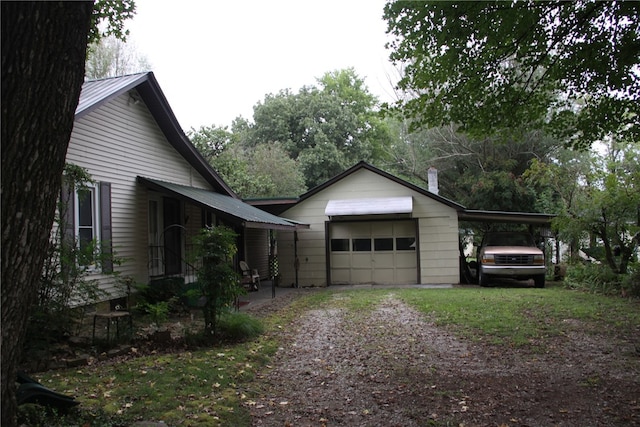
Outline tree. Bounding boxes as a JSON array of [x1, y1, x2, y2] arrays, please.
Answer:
[[190, 226, 242, 338], [384, 1, 640, 149], [387, 119, 556, 212], [1, 2, 135, 424], [248, 143, 307, 198], [526, 141, 640, 275], [188, 126, 306, 198], [188, 124, 234, 164], [247, 68, 394, 188], [85, 35, 151, 79]]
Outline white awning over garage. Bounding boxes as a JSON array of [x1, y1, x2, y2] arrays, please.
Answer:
[[325, 196, 413, 216]]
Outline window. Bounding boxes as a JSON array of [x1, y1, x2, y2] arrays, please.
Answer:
[[396, 237, 416, 251], [352, 238, 372, 251], [75, 186, 100, 268], [374, 238, 394, 251], [331, 238, 350, 251]]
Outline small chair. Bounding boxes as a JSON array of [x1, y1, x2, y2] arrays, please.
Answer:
[[240, 260, 260, 291]]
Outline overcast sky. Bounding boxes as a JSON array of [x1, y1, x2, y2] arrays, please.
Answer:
[[125, 0, 398, 132]]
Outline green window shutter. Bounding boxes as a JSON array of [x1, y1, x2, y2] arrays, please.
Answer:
[[100, 181, 113, 273]]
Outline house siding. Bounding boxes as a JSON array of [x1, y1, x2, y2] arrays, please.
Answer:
[[66, 91, 212, 297], [277, 168, 460, 287]]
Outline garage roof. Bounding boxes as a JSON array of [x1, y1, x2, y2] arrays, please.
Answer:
[[325, 197, 413, 216]]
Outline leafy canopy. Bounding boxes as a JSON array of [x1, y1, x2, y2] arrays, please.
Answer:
[[384, 1, 640, 149]]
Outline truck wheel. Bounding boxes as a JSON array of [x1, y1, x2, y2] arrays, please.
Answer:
[[479, 269, 490, 287], [534, 275, 545, 288]]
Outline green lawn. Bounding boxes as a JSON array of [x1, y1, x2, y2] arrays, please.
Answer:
[[23, 284, 639, 426]]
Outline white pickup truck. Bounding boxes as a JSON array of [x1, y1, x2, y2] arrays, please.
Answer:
[[477, 231, 546, 288]]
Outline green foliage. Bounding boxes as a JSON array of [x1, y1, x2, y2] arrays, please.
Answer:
[[297, 141, 349, 190], [188, 124, 234, 164], [18, 404, 125, 427], [552, 141, 640, 273], [622, 266, 640, 298], [384, 1, 640, 149], [89, 0, 136, 43], [191, 226, 244, 338], [139, 276, 185, 304], [189, 128, 307, 198], [217, 312, 265, 342], [271, 69, 392, 187], [564, 262, 624, 296], [139, 300, 171, 326], [386, 122, 556, 212], [25, 164, 111, 359]]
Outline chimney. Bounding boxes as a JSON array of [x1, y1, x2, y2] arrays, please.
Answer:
[[428, 166, 439, 195]]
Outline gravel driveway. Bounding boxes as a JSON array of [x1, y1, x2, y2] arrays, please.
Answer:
[[244, 290, 640, 426]]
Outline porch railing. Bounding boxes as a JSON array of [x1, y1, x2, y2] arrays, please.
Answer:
[[148, 244, 201, 284]]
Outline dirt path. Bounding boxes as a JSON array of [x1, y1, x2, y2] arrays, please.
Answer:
[[245, 292, 640, 426]]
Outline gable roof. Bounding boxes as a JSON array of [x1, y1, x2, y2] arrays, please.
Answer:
[[284, 162, 554, 226], [294, 161, 466, 211], [76, 72, 236, 198]]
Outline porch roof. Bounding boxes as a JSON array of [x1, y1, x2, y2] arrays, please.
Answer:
[[138, 177, 304, 230]]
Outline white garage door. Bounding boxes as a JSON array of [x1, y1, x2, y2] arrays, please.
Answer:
[[329, 220, 417, 285]]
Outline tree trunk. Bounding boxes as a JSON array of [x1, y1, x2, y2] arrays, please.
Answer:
[[1, 3, 92, 425]]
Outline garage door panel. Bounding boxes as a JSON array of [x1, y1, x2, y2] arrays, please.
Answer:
[[352, 253, 373, 268], [396, 253, 417, 268], [372, 222, 393, 235], [351, 268, 373, 283], [373, 253, 395, 269], [375, 268, 395, 284], [332, 269, 351, 284], [331, 253, 351, 268]]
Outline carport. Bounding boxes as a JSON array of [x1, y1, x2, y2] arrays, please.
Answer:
[[457, 209, 556, 284]]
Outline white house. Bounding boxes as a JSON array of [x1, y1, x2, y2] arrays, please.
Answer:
[[65, 72, 298, 301]]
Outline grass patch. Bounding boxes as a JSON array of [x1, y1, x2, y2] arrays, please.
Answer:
[[397, 284, 640, 348]]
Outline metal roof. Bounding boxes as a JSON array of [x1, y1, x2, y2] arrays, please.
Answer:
[[138, 177, 304, 230], [458, 209, 555, 225], [76, 73, 150, 118]]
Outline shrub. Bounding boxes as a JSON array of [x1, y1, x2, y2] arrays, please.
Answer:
[[218, 312, 264, 341], [564, 262, 624, 295], [24, 165, 112, 364], [139, 276, 185, 304], [190, 226, 244, 338], [622, 264, 640, 298], [139, 300, 171, 326]]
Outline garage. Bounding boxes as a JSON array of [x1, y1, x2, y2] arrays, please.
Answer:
[[274, 162, 464, 287], [328, 220, 418, 285]]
